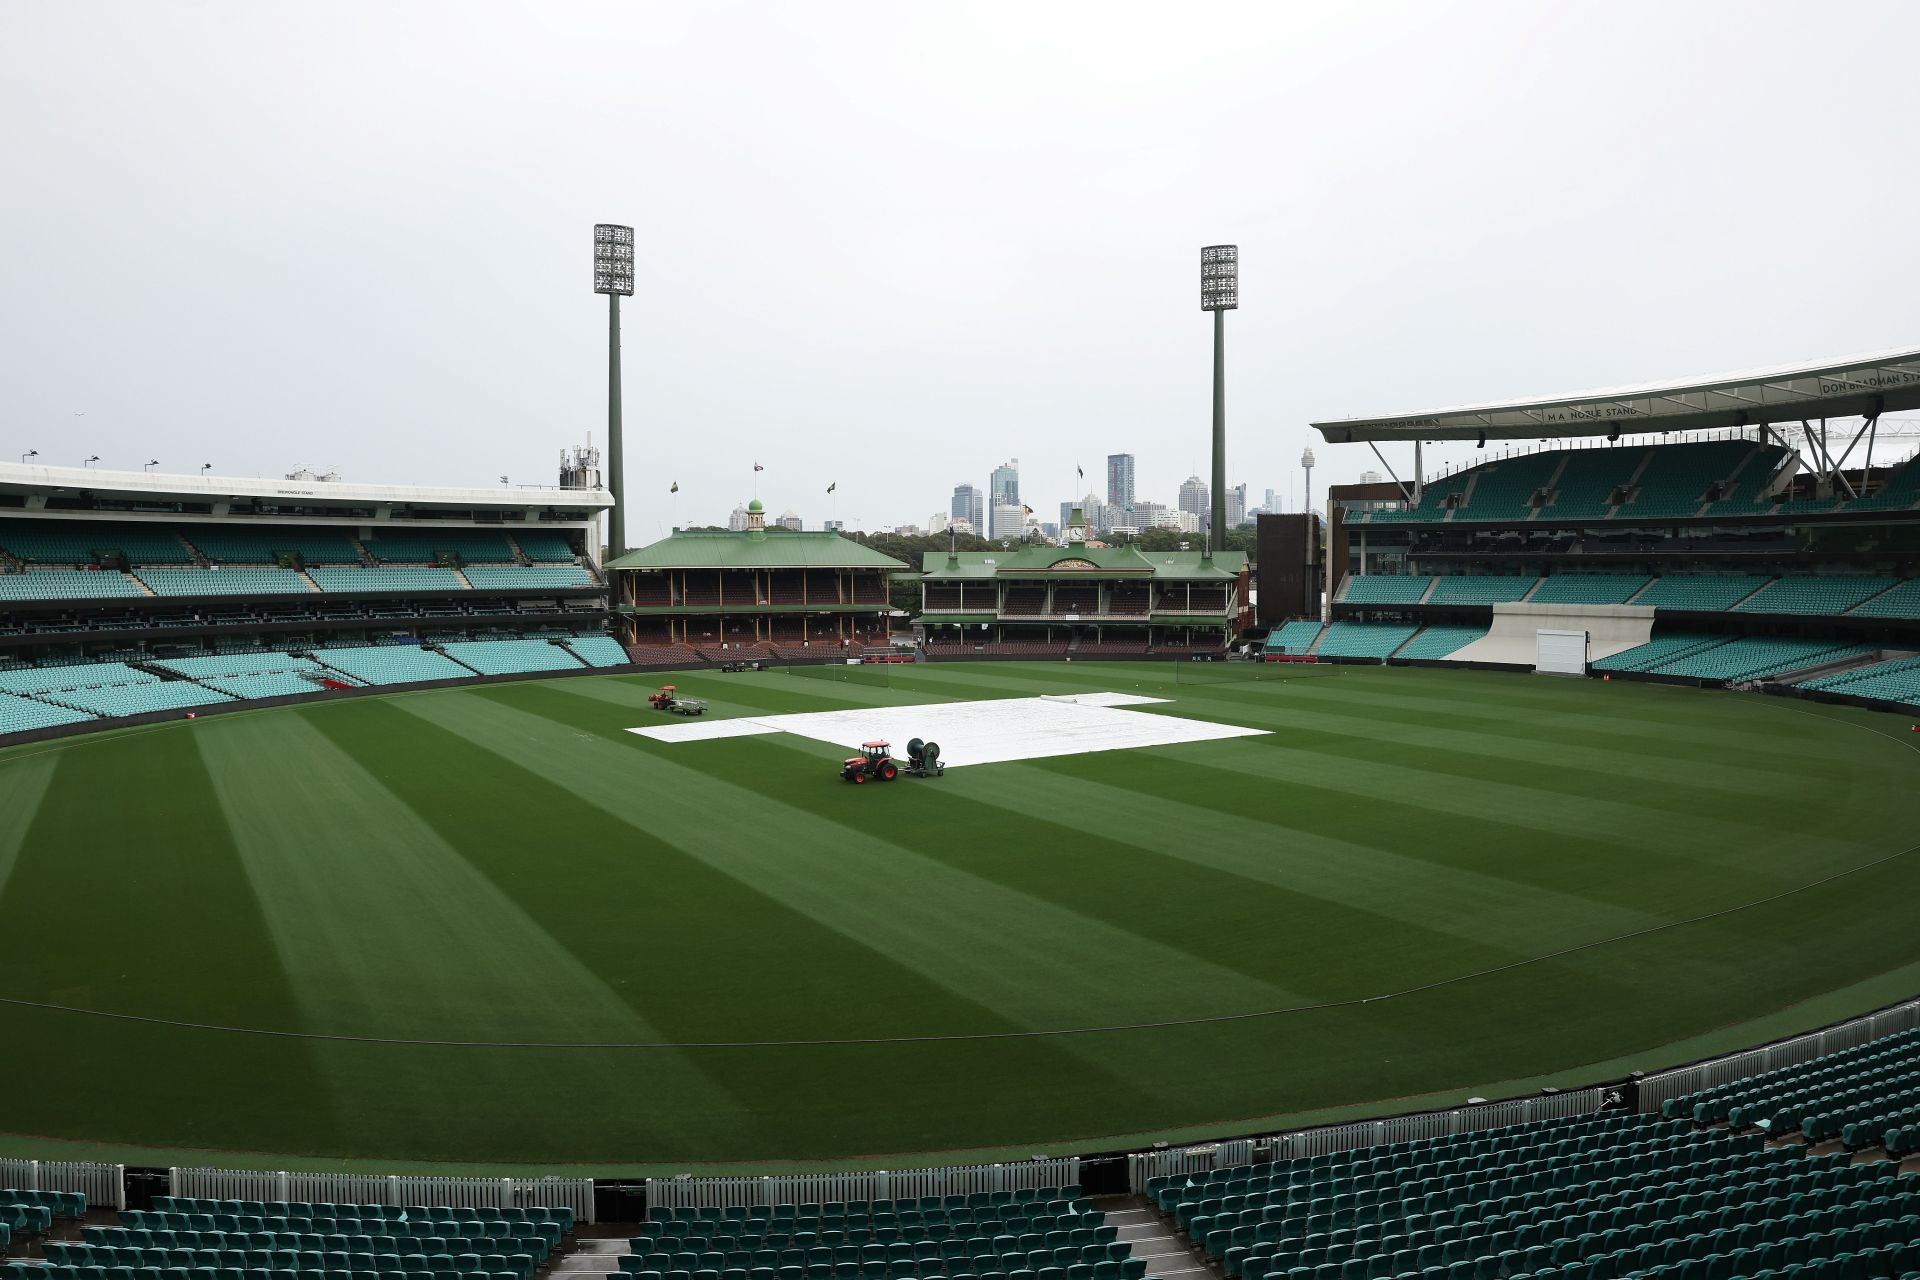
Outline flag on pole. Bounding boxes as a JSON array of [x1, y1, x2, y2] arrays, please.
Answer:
[[669, 481, 679, 493], [827, 482, 836, 494], [753, 462, 765, 472], [1076, 465, 1083, 480]]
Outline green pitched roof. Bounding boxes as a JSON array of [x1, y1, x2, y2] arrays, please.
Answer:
[[606, 528, 909, 571], [921, 546, 1245, 580]]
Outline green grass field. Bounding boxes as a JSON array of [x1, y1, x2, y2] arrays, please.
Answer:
[[0, 662, 1916, 1174]]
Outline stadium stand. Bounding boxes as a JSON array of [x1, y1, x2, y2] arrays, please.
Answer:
[[1267, 620, 1325, 655], [438, 638, 584, 675], [1614, 440, 1762, 519], [1342, 576, 1432, 605], [1316, 622, 1418, 660], [1395, 624, 1488, 660], [50, 680, 233, 717], [1850, 580, 1920, 620], [1645, 637, 1872, 682], [565, 634, 635, 667], [185, 526, 364, 564], [0, 690, 93, 733], [0, 519, 194, 565], [364, 528, 521, 563], [620, 1187, 1135, 1280], [1735, 576, 1899, 616], [1846, 455, 1920, 512], [0, 569, 147, 600], [1154, 1106, 1920, 1280], [137, 568, 313, 596], [305, 645, 495, 686], [1540, 447, 1644, 521], [1591, 635, 1729, 673], [1800, 654, 1920, 708], [1630, 576, 1773, 612], [1660, 1026, 1920, 1154], [308, 567, 467, 594], [462, 565, 596, 590], [1426, 576, 1538, 605], [1527, 575, 1651, 605], [515, 530, 582, 562], [1454, 450, 1560, 521]]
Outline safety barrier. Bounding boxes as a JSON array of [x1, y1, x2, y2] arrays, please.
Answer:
[[644, 1159, 1082, 1213], [166, 1167, 594, 1223], [1125, 1090, 1604, 1192], [0, 1157, 127, 1211], [1635, 994, 1920, 1116]]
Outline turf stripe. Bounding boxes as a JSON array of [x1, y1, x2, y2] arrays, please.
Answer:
[[0, 751, 56, 903], [419, 684, 1292, 1029]]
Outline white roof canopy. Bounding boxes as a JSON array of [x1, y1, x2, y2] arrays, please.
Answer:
[[1313, 347, 1920, 444]]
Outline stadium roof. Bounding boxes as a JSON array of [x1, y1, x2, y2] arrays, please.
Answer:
[[1313, 347, 1920, 444], [606, 527, 910, 571], [921, 546, 1245, 580], [0, 461, 611, 511]]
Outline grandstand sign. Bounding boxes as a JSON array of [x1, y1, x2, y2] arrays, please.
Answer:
[[1313, 347, 1920, 443]]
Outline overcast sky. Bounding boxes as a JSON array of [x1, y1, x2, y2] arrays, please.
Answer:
[[3, 1, 1916, 536]]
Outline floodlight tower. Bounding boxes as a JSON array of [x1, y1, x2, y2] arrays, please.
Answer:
[[1201, 245, 1237, 540], [593, 224, 635, 559]]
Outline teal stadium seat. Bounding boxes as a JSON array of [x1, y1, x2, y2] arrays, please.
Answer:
[[565, 635, 633, 667], [364, 529, 519, 564], [137, 569, 313, 596], [1527, 576, 1650, 606], [1341, 577, 1432, 605], [1800, 655, 1920, 710], [1630, 576, 1773, 611], [1395, 625, 1487, 660], [0, 569, 147, 600], [436, 640, 585, 676], [1451, 452, 1561, 521], [184, 527, 363, 565], [461, 566, 595, 590], [1315, 623, 1418, 661], [1848, 580, 1920, 619], [307, 568, 467, 594], [1425, 576, 1537, 605], [1266, 620, 1325, 655], [0, 519, 195, 565], [304, 646, 472, 686], [514, 531, 580, 562], [1733, 576, 1898, 616]]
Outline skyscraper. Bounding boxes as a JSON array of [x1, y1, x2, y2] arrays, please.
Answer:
[[951, 483, 984, 532], [1178, 474, 1210, 525], [989, 459, 1020, 537], [1106, 453, 1135, 516], [1226, 483, 1246, 528]]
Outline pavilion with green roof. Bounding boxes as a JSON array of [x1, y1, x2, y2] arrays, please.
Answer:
[[918, 541, 1250, 654], [603, 501, 910, 654]]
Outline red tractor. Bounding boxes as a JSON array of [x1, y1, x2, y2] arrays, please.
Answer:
[[841, 741, 899, 783]]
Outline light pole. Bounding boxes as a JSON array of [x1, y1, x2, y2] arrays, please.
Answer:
[[1201, 245, 1237, 542], [594, 223, 635, 559], [201, 463, 212, 476], [144, 459, 159, 472], [21, 450, 37, 464], [85, 455, 100, 468]]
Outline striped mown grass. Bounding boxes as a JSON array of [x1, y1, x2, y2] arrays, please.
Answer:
[[0, 662, 1913, 1172]]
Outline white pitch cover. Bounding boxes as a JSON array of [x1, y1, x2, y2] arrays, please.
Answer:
[[1535, 629, 1589, 676]]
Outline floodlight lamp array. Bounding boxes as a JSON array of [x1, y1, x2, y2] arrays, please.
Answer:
[[594, 223, 635, 296], [1201, 244, 1238, 311]]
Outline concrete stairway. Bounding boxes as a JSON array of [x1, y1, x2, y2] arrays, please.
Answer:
[[548, 1234, 626, 1280], [1095, 1195, 1212, 1279]]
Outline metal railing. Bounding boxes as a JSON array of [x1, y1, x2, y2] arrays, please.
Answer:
[[166, 1168, 595, 1223], [644, 1159, 1081, 1213], [1126, 1089, 1604, 1192], [1635, 995, 1920, 1116]]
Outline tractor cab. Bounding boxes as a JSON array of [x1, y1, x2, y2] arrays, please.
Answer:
[[648, 685, 678, 710], [841, 740, 899, 783]]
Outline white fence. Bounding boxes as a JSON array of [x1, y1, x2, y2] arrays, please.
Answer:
[[1127, 1089, 1606, 1192], [1635, 995, 1920, 1116], [0, 1158, 127, 1211], [644, 1159, 1082, 1213], [166, 1168, 594, 1224]]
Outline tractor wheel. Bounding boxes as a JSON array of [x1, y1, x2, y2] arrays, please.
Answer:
[[851, 771, 866, 783], [880, 762, 898, 781]]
